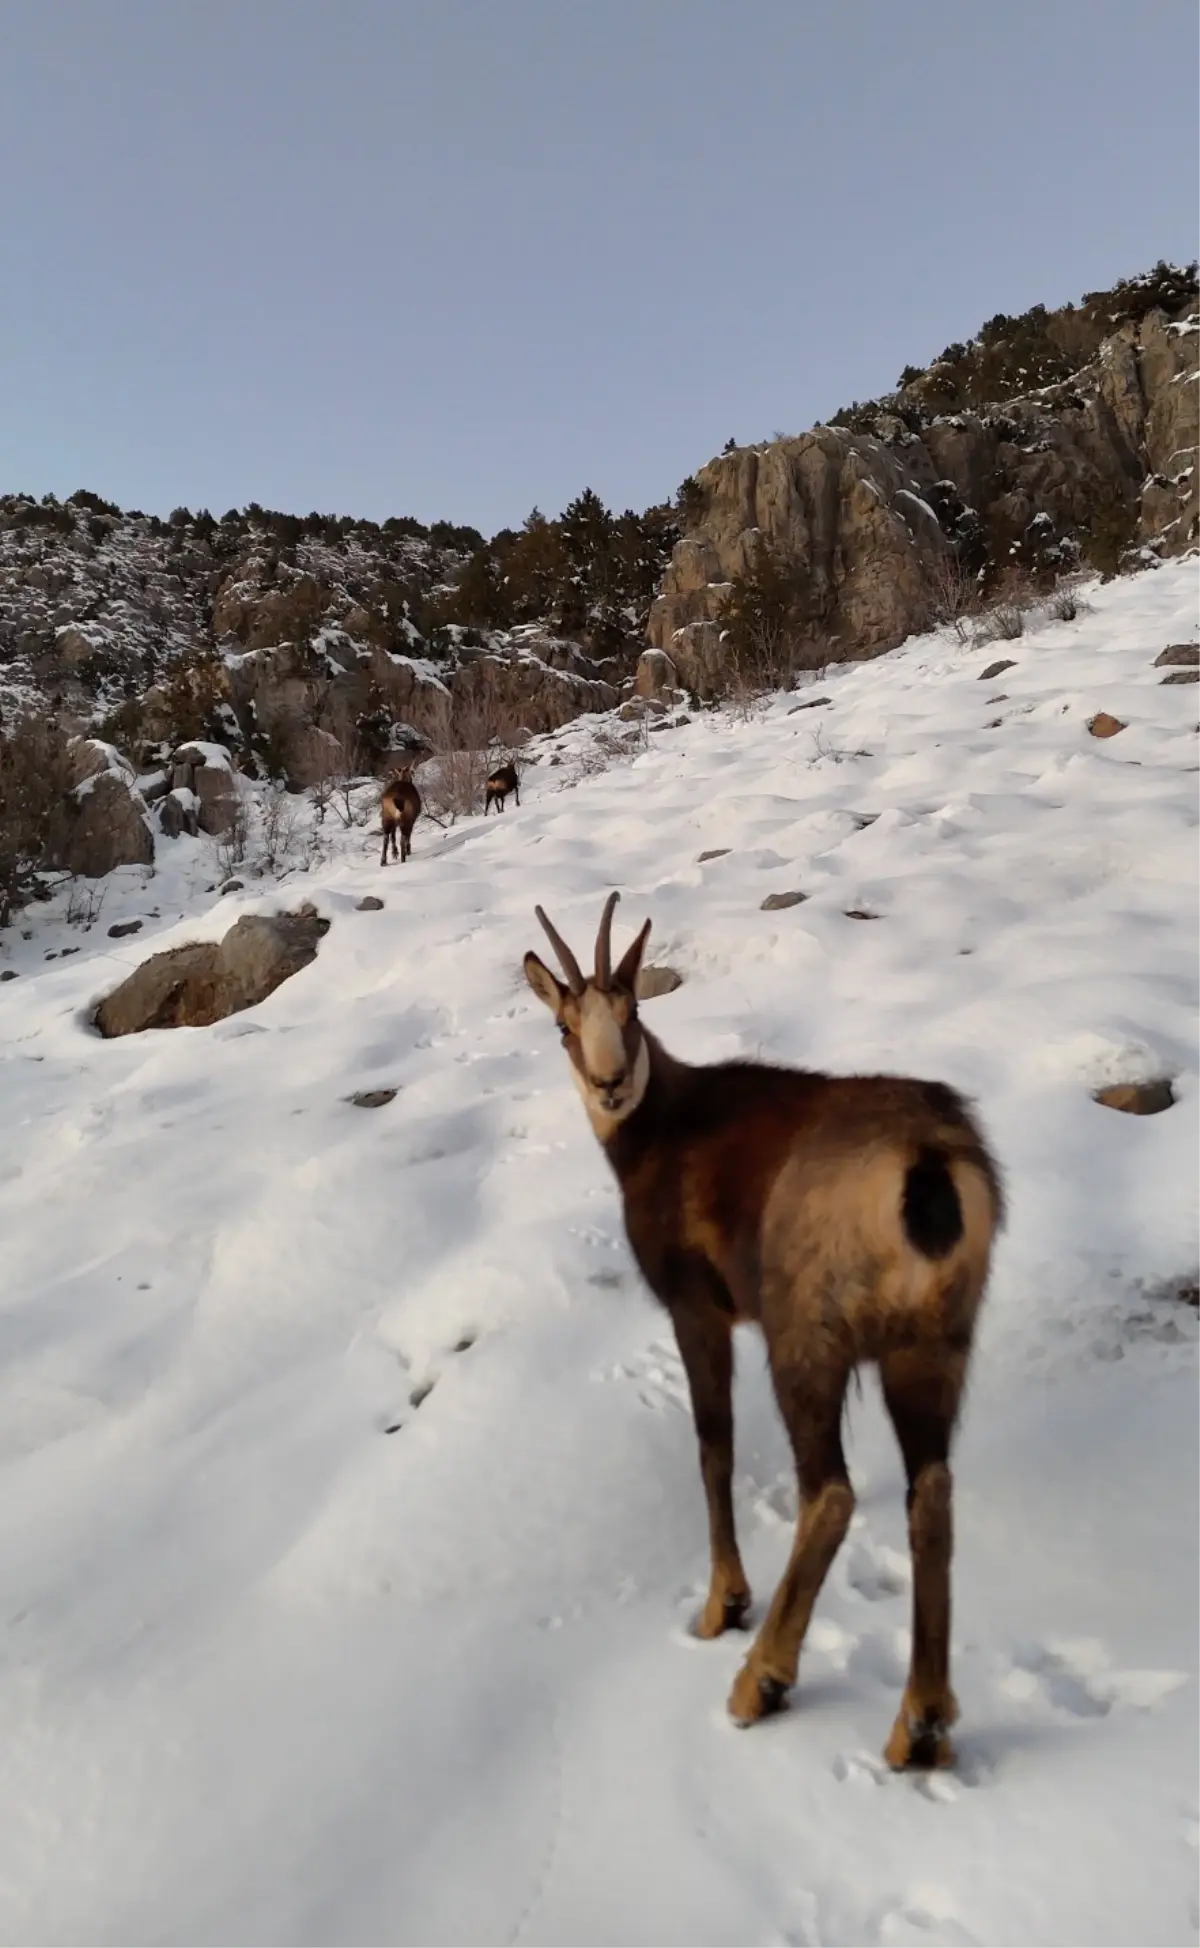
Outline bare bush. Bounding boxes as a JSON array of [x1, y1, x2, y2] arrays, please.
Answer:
[[66, 881, 105, 930], [414, 687, 527, 824], [259, 783, 300, 874], [719, 538, 807, 694], [1046, 585, 1086, 623], [970, 565, 1037, 647], [926, 553, 980, 643], [991, 604, 1026, 641], [213, 792, 251, 880]]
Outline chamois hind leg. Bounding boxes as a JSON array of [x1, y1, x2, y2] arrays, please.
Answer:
[[728, 1360, 853, 1724], [671, 1299, 751, 1637], [380, 824, 391, 867], [879, 1342, 969, 1769]]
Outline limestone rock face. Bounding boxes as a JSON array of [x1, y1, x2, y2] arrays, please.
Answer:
[[648, 305, 1199, 692], [94, 906, 330, 1036], [648, 429, 951, 682]]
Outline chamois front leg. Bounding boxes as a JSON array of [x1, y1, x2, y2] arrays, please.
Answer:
[[671, 1298, 751, 1638]]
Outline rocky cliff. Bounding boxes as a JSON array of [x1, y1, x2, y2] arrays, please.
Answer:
[[0, 500, 621, 778], [650, 264, 1198, 694]]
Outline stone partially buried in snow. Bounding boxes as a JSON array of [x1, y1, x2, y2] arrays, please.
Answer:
[[636, 965, 683, 1000], [1154, 644, 1199, 667], [1160, 669, 1199, 685], [761, 889, 808, 910], [1087, 711, 1127, 738], [93, 906, 330, 1036], [1093, 1079, 1176, 1116], [979, 659, 1017, 680]]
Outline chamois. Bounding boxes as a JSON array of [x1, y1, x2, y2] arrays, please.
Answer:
[[484, 761, 520, 814], [379, 767, 421, 865], [524, 892, 1003, 1769]]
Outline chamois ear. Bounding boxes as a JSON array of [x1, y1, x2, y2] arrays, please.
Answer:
[[524, 951, 567, 1018], [614, 916, 652, 993]]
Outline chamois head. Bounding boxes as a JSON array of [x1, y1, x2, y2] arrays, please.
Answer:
[[524, 892, 652, 1131]]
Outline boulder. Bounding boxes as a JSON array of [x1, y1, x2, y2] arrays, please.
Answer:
[[761, 890, 808, 910], [1087, 712, 1126, 738], [94, 906, 330, 1036], [636, 965, 683, 999], [979, 660, 1017, 680], [1154, 643, 1198, 667], [159, 787, 200, 839], [59, 767, 155, 878], [170, 741, 240, 837], [1093, 1079, 1176, 1116], [1161, 669, 1199, 685], [634, 648, 679, 701], [666, 620, 727, 700]]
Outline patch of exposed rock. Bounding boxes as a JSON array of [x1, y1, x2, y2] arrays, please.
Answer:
[[1093, 1079, 1176, 1115], [94, 905, 329, 1036]]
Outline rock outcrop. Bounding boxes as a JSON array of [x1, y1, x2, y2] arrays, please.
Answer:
[[94, 905, 329, 1035], [50, 740, 155, 878], [170, 742, 240, 837], [649, 285, 1198, 693]]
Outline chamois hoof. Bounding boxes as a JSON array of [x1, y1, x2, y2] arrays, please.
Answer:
[[693, 1587, 752, 1640], [883, 1708, 957, 1771], [727, 1665, 789, 1726]]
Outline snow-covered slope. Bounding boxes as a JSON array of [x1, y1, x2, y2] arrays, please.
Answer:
[[0, 563, 1196, 1947]]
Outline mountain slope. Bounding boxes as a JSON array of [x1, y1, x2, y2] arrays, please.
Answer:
[[0, 560, 1196, 1946]]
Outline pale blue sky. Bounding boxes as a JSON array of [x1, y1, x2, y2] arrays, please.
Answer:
[[2, 0, 1196, 535]]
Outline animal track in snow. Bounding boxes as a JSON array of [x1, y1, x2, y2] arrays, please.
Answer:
[[1000, 1638, 1186, 1718], [594, 1338, 689, 1413], [831, 1748, 889, 1788], [843, 1529, 911, 1602], [877, 1898, 980, 1947], [378, 1332, 478, 1433]]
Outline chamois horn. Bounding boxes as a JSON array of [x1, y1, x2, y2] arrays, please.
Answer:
[[535, 905, 586, 995], [595, 889, 620, 989]]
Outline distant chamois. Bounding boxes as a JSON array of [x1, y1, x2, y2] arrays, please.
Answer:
[[484, 761, 520, 815], [524, 892, 1003, 1769], [379, 767, 421, 865]]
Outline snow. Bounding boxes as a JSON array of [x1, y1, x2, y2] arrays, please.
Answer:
[[174, 740, 233, 771], [893, 488, 939, 527], [0, 561, 1197, 1946]]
